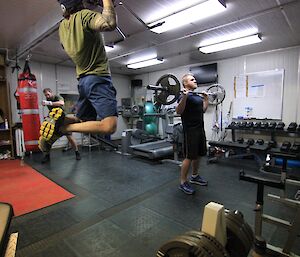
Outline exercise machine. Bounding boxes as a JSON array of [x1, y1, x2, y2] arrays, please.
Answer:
[[240, 170, 300, 257]]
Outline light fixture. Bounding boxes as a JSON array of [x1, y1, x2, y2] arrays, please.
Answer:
[[148, 0, 226, 34], [127, 58, 164, 69], [199, 34, 262, 53], [105, 45, 115, 52]]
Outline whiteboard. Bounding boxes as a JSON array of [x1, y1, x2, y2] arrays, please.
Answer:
[[232, 69, 284, 120]]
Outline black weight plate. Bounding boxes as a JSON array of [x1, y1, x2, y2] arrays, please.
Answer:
[[185, 231, 229, 257], [155, 74, 180, 105], [157, 236, 202, 257], [225, 212, 253, 257]]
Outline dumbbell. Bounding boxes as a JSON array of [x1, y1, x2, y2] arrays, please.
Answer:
[[290, 142, 300, 153], [268, 140, 277, 148], [228, 121, 236, 129], [238, 121, 246, 128], [247, 138, 255, 145], [245, 122, 253, 129], [280, 141, 291, 152], [260, 122, 268, 129], [287, 122, 297, 132], [297, 124, 300, 132], [267, 122, 277, 129], [275, 122, 285, 130], [237, 137, 244, 144], [256, 139, 264, 145], [253, 122, 261, 129]]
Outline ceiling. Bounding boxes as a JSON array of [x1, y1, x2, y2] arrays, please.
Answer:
[[0, 0, 300, 76]]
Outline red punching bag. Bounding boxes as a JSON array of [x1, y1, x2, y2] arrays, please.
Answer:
[[17, 61, 40, 151]]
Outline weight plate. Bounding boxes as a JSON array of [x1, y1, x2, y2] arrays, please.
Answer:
[[157, 236, 203, 257], [155, 74, 181, 105], [206, 84, 225, 105], [225, 210, 253, 257], [185, 231, 230, 257]]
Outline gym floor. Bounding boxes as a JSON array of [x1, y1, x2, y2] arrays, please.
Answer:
[[10, 147, 300, 257]]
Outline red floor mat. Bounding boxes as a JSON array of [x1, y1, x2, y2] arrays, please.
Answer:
[[0, 160, 75, 216]]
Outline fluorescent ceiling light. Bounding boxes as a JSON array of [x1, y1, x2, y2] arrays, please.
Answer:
[[148, 0, 226, 34], [127, 58, 164, 69], [199, 34, 262, 53], [200, 28, 258, 46], [105, 45, 114, 52]]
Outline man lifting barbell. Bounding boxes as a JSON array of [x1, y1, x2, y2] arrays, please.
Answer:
[[176, 73, 209, 195], [40, 0, 118, 144]]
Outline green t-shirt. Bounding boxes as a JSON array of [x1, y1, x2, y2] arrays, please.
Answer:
[[59, 9, 110, 78], [47, 95, 64, 112]]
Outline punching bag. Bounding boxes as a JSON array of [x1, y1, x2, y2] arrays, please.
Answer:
[[16, 61, 40, 151]]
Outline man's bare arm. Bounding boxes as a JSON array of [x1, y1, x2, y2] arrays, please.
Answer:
[[90, 0, 117, 32]]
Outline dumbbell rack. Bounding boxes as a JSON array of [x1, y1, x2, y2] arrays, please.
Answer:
[[226, 126, 300, 143]]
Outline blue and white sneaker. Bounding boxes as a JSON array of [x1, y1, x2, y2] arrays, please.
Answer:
[[190, 175, 208, 186], [179, 182, 195, 195]]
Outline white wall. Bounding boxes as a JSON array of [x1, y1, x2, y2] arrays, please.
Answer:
[[133, 46, 300, 141], [6, 61, 131, 147], [6, 46, 300, 144]]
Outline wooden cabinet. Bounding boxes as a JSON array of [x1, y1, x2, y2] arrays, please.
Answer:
[[0, 55, 14, 159]]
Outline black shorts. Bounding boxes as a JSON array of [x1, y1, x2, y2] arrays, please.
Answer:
[[183, 126, 207, 160], [76, 75, 118, 121]]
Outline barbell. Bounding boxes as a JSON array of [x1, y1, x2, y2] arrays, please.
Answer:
[[147, 74, 225, 106]]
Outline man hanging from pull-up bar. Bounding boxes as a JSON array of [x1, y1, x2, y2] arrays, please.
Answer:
[[176, 73, 209, 195], [39, 0, 118, 147]]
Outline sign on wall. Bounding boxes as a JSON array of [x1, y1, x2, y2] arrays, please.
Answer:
[[232, 69, 284, 120]]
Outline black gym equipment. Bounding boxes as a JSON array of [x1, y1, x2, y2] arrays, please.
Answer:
[[253, 122, 261, 129], [157, 208, 253, 257], [225, 210, 254, 257], [290, 142, 300, 153], [275, 121, 285, 130], [287, 122, 297, 132], [239, 170, 300, 257], [246, 138, 255, 146], [245, 121, 253, 129], [238, 121, 246, 128], [237, 137, 244, 144], [267, 121, 277, 129], [268, 140, 277, 148], [280, 141, 291, 152], [260, 122, 268, 129], [297, 124, 300, 132], [147, 74, 181, 107], [147, 74, 226, 107], [227, 121, 236, 129], [256, 139, 264, 145]]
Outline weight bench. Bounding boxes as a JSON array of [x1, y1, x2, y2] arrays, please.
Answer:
[[208, 140, 252, 163], [0, 202, 15, 257], [208, 141, 269, 167]]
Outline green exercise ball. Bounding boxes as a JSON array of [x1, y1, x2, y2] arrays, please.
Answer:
[[144, 102, 157, 123], [145, 122, 157, 135]]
